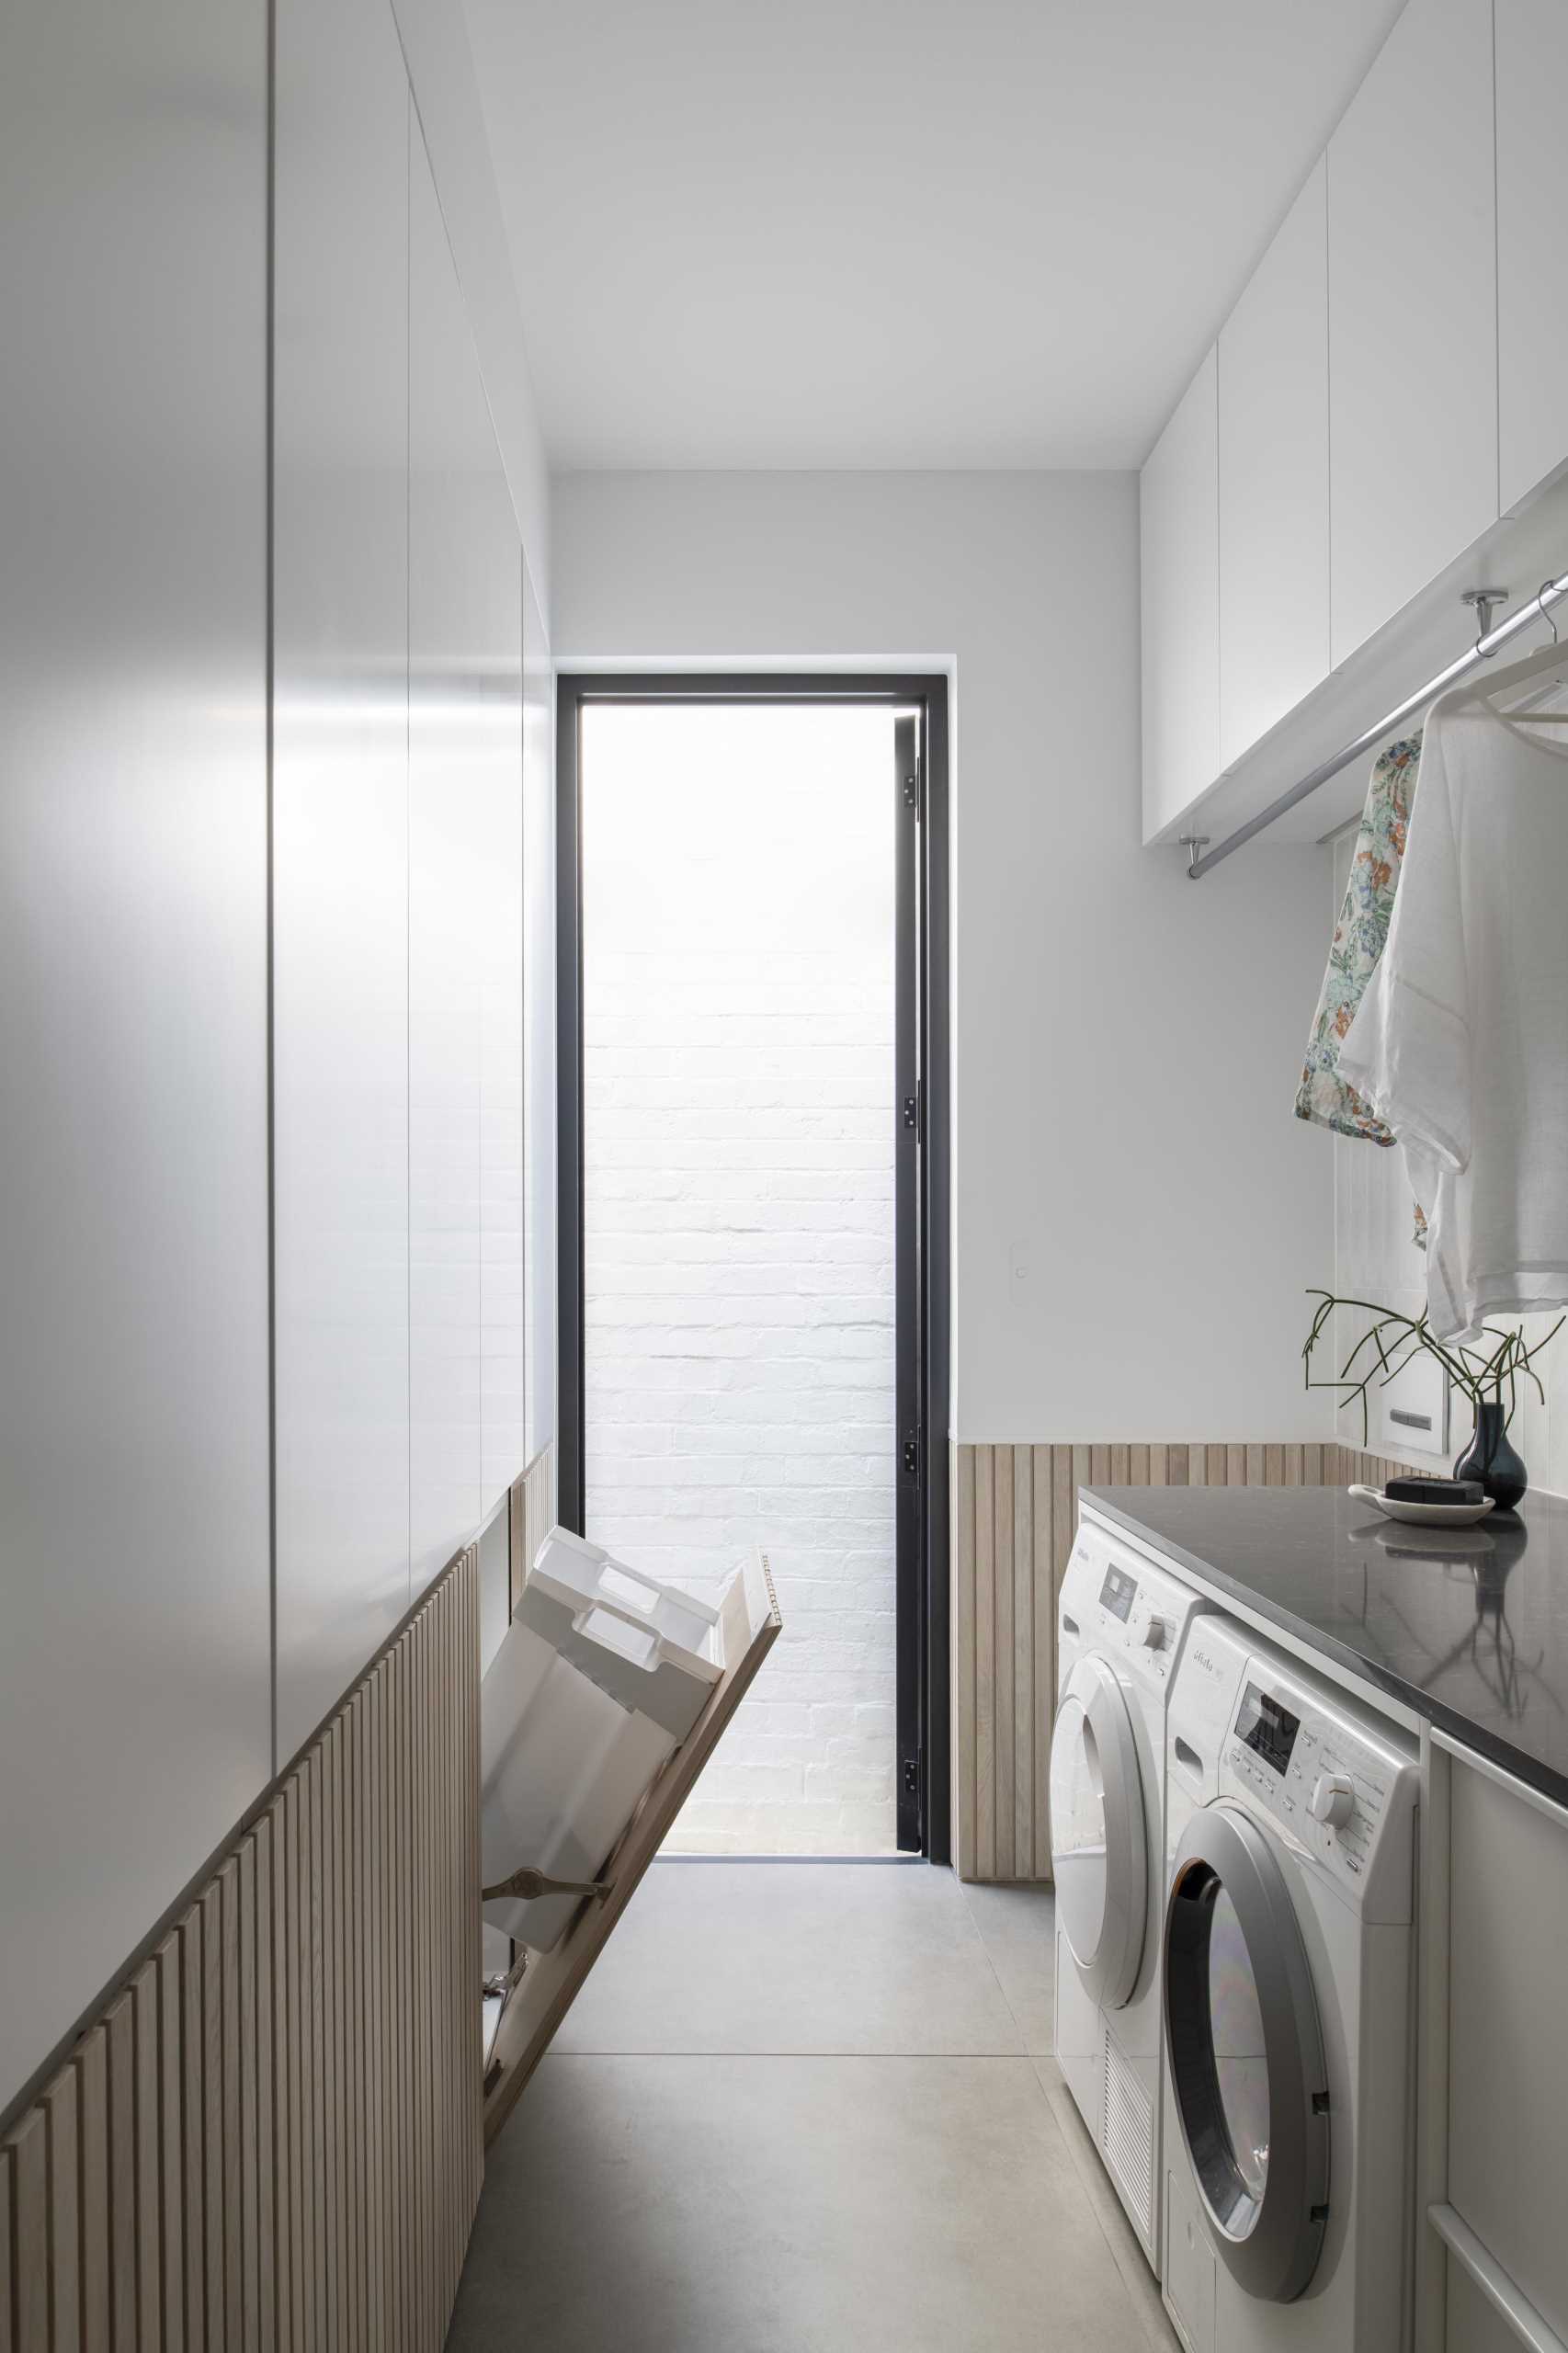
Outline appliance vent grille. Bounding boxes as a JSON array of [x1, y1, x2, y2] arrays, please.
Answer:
[[1101, 2028, 1154, 2234]]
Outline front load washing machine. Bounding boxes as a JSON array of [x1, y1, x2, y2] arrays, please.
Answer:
[[1159, 1614, 1419, 2353], [1049, 1515, 1213, 2270]]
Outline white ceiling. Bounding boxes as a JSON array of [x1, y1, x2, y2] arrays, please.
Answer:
[[463, 0, 1405, 472]]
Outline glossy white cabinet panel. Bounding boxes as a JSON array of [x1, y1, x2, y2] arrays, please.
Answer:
[[1496, 0, 1568, 517], [1447, 1756, 1568, 2347], [0, 0, 270, 2112], [1327, 0, 1496, 665], [408, 120, 525, 1586], [476, 537, 525, 1523], [410, 127, 484, 1591], [1141, 347, 1219, 840], [1219, 161, 1330, 767], [273, 0, 412, 1759], [1443, 2251, 1527, 2353], [523, 567, 557, 1466]]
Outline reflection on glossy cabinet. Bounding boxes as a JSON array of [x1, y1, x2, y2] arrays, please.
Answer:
[[1141, 347, 1219, 842], [1496, 0, 1568, 517], [0, 0, 272, 2118], [1445, 1755, 1568, 2349], [408, 120, 525, 1591], [1444, 2252, 1536, 2353], [1327, 0, 1496, 665], [272, 0, 413, 1762], [1218, 161, 1329, 769], [522, 569, 557, 1465]]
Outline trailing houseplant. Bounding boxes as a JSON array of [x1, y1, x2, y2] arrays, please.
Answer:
[[1301, 1290, 1562, 1509]]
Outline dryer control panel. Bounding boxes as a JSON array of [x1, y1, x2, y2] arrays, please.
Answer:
[[1057, 1526, 1210, 1699]]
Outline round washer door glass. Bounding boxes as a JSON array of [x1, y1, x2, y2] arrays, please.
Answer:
[[1208, 1884, 1269, 2200], [1049, 1653, 1145, 2009], [1164, 1802, 1330, 2304]]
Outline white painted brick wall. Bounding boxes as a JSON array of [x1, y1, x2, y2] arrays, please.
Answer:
[[581, 705, 898, 1852]]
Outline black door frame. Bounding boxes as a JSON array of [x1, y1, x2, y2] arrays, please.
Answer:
[[555, 674, 951, 1863]]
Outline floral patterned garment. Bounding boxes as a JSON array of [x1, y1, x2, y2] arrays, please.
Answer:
[[1296, 733, 1421, 1143], [1290, 733, 1422, 1251]]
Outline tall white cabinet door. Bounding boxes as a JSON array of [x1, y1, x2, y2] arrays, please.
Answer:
[[1496, 0, 1568, 516], [1142, 347, 1219, 841], [1327, 0, 1496, 665], [1219, 161, 1330, 768], [0, 0, 271, 2118], [522, 566, 557, 1468], [409, 125, 486, 1593], [273, 0, 412, 1762]]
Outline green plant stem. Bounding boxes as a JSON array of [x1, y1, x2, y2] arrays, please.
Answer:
[[1302, 1292, 1562, 1445]]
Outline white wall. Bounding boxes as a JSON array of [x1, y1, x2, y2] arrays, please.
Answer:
[[553, 470, 1335, 1443]]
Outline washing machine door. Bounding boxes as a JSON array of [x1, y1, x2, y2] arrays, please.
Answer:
[[1163, 1802, 1330, 2304], [1049, 1653, 1146, 2008]]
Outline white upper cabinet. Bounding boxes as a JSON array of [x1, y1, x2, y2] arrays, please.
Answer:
[[1142, 346, 1219, 841], [1327, 0, 1497, 665], [1496, 0, 1568, 516], [1219, 161, 1330, 768]]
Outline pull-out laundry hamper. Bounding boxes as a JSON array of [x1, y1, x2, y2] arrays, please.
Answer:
[[480, 1527, 723, 1951]]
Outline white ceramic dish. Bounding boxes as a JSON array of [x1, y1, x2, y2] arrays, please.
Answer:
[[1347, 1483, 1495, 1527]]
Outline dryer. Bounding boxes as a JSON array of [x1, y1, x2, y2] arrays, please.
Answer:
[[1050, 1518, 1213, 2269], [1158, 1615, 1419, 2353]]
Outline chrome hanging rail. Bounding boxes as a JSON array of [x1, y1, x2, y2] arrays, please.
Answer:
[[1180, 573, 1568, 879]]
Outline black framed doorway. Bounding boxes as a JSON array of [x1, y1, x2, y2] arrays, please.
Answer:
[[555, 675, 950, 1863]]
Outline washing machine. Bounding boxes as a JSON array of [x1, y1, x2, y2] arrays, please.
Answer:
[[1049, 1518, 1213, 2269], [1158, 1614, 1420, 2353]]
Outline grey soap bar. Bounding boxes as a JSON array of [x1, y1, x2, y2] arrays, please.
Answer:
[[1383, 1475, 1485, 1506]]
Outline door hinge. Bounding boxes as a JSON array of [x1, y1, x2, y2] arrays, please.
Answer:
[[903, 769, 922, 819], [901, 1082, 923, 1140], [902, 1429, 922, 1478], [902, 1753, 921, 1800]]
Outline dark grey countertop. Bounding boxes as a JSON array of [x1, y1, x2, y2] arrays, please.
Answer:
[[1083, 1483, 1568, 1809]]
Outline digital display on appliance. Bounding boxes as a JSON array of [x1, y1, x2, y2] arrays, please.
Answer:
[[1235, 1682, 1301, 1776], [1098, 1565, 1138, 1622]]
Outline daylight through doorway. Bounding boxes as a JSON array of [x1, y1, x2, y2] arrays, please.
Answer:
[[579, 701, 899, 1853]]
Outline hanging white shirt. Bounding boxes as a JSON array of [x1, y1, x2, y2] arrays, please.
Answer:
[[1337, 677, 1568, 1342]]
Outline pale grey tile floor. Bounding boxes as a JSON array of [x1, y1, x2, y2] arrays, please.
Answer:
[[448, 1863, 1176, 2353]]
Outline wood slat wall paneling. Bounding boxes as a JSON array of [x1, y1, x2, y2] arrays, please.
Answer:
[[43, 2073, 77, 2351], [106, 1990, 136, 2349], [508, 1441, 557, 1620], [953, 1440, 1357, 1881], [0, 1547, 481, 2347], [12, 2109, 45, 2352], [131, 1956, 161, 2349], [0, 2147, 11, 2353], [78, 2029, 109, 2352]]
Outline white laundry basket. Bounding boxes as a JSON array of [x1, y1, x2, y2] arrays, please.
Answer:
[[480, 1528, 723, 1952]]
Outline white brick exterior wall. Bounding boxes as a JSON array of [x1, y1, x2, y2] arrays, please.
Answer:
[[581, 705, 897, 1852]]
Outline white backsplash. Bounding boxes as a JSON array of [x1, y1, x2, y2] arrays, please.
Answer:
[[1329, 829, 1568, 1496]]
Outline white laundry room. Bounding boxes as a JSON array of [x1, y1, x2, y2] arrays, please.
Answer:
[[6, 5, 1568, 2349]]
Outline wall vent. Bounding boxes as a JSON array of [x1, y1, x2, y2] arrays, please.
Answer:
[[1102, 2027, 1155, 2236]]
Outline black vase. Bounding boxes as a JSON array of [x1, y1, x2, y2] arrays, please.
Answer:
[[1455, 1398, 1528, 1511]]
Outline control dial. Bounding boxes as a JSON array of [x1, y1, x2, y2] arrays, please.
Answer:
[[1140, 1619, 1165, 1650], [1309, 1771, 1355, 1830]]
